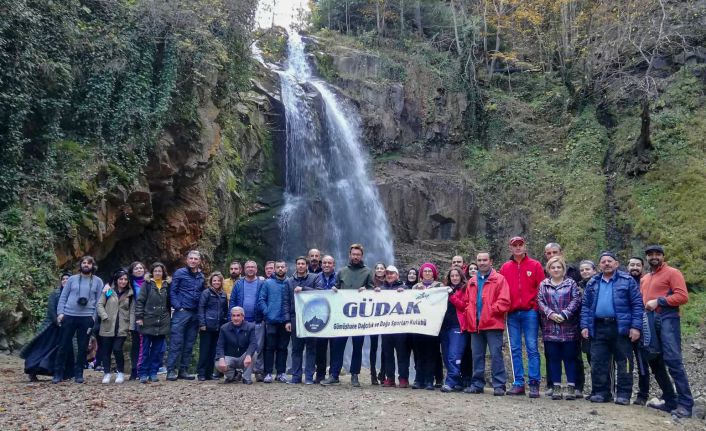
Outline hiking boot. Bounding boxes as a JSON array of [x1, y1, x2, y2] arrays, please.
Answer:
[[633, 396, 648, 406], [370, 373, 379, 386], [507, 384, 525, 396], [178, 371, 195, 380], [551, 385, 563, 400], [398, 378, 409, 388], [565, 385, 576, 400], [320, 376, 340, 386], [529, 385, 541, 398], [102, 373, 112, 384], [166, 371, 178, 381], [441, 384, 454, 393], [464, 386, 483, 394], [670, 406, 692, 418], [276, 373, 289, 383], [263, 374, 273, 383], [493, 387, 506, 396], [351, 374, 361, 387], [615, 397, 630, 406]]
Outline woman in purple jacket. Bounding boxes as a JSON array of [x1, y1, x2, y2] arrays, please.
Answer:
[[538, 256, 581, 400]]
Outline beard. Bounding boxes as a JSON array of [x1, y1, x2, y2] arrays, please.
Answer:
[[80, 266, 92, 274]]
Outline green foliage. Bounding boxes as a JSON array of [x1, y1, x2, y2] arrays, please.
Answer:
[[682, 289, 706, 337], [313, 51, 339, 81]]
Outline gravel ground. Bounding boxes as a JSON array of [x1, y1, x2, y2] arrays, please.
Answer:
[[0, 354, 702, 431]]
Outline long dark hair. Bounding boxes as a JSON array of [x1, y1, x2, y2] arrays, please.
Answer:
[[110, 269, 130, 290]]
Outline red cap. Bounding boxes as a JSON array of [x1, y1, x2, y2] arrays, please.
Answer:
[[509, 236, 525, 245]]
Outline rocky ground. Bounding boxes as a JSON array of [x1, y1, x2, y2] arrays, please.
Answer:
[[1, 354, 703, 431]]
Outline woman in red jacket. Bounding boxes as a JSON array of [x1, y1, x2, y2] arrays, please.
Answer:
[[463, 252, 511, 396], [440, 267, 468, 392]]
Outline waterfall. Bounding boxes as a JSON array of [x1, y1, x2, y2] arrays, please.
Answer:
[[276, 30, 395, 267]]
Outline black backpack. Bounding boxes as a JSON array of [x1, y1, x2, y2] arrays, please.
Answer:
[[640, 310, 662, 360]]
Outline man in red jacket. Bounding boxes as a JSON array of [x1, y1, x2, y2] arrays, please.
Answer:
[[499, 236, 545, 397], [463, 252, 511, 396]]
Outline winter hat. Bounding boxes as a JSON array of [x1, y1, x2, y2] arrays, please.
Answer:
[[419, 262, 439, 280]]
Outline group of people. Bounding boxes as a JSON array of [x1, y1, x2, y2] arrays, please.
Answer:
[[21, 238, 695, 419]]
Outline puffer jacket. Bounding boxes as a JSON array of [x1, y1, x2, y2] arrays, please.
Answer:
[[198, 287, 228, 331], [135, 280, 171, 336], [258, 276, 291, 324], [97, 288, 135, 338], [228, 278, 265, 323], [170, 267, 205, 311], [463, 270, 511, 332], [580, 270, 643, 337]]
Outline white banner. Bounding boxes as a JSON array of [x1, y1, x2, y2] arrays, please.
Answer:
[[294, 287, 449, 337]]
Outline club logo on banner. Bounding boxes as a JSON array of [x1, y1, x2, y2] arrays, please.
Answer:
[[295, 287, 449, 338]]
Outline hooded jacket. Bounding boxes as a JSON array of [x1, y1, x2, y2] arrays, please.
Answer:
[[135, 279, 171, 337], [97, 287, 135, 338], [499, 255, 545, 312], [463, 270, 511, 332]]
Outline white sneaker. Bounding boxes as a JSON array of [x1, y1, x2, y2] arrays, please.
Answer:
[[102, 373, 112, 384], [115, 372, 125, 384]]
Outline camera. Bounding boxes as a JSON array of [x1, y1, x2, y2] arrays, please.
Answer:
[[77, 297, 88, 306]]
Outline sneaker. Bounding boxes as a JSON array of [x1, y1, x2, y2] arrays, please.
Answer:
[[411, 381, 423, 390], [276, 373, 289, 384], [648, 401, 677, 413], [529, 383, 540, 398], [178, 371, 195, 380], [425, 383, 435, 391], [287, 377, 302, 384], [102, 373, 112, 384], [115, 372, 125, 384], [398, 378, 409, 388], [453, 385, 464, 392], [243, 379, 253, 385], [633, 396, 648, 406], [370, 373, 379, 386], [441, 384, 454, 393], [545, 387, 554, 397], [149, 375, 159, 383], [507, 385, 525, 396], [197, 376, 206, 382], [140, 376, 149, 384], [615, 397, 630, 406], [670, 406, 692, 418], [493, 387, 505, 396], [166, 371, 178, 381], [158, 367, 167, 375], [320, 376, 340, 386], [263, 374, 273, 383], [304, 379, 315, 385], [565, 385, 576, 401], [313, 374, 324, 384], [464, 386, 483, 394], [382, 378, 395, 388], [552, 385, 563, 400], [351, 374, 360, 387], [590, 394, 611, 403]]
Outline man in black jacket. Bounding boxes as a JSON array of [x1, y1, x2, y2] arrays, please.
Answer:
[[215, 307, 259, 384]]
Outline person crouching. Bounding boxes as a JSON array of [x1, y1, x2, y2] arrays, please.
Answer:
[[215, 307, 258, 384]]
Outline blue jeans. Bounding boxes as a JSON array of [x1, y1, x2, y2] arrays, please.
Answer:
[[440, 327, 467, 388], [470, 330, 506, 390], [140, 335, 166, 378], [291, 318, 317, 381], [507, 310, 540, 385], [167, 309, 199, 373], [544, 340, 578, 385], [651, 316, 693, 409]]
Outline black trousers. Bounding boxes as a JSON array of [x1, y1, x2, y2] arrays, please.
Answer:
[[130, 331, 142, 378], [460, 339, 473, 386], [590, 320, 633, 399], [632, 342, 650, 399], [197, 330, 219, 378], [369, 335, 386, 378], [264, 323, 290, 375], [101, 336, 126, 373], [413, 334, 439, 385], [382, 334, 410, 380], [55, 315, 93, 379], [315, 338, 329, 378]]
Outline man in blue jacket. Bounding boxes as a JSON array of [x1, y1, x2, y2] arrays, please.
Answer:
[[580, 251, 643, 405], [167, 250, 206, 381], [229, 260, 266, 380], [258, 261, 291, 383], [314, 255, 337, 382], [287, 256, 321, 384]]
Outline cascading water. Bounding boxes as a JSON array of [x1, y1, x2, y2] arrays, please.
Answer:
[[276, 30, 395, 266]]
